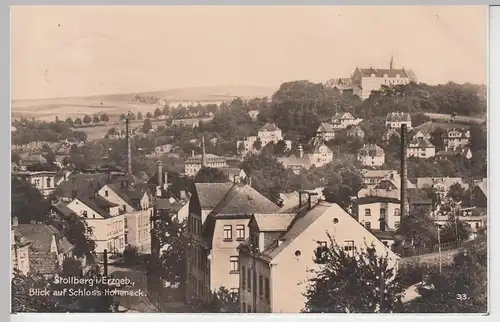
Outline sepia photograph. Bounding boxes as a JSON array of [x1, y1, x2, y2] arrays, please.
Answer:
[[10, 5, 488, 314]]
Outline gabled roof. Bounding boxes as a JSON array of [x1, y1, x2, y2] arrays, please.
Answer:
[[210, 184, 279, 216], [415, 121, 470, 134], [106, 183, 135, 208], [375, 173, 416, 190], [357, 144, 384, 157], [317, 122, 335, 132], [51, 201, 77, 218], [278, 154, 313, 169], [408, 137, 435, 148], [312, 143, 333, 154], [361, 169, 398, 179], [347, 126, 364, 135], [252, 213, 296, 232], [259, 123, 280, 132], [355, 196, 400, 205], [77, 196, 112, 219], [386, 112, 411, 122], [53, 173, 108, 199], [358, 67, 409, 78], [14, 224, 73, 254], [475, 179, 487, 197], [193, 182, 234, 210]]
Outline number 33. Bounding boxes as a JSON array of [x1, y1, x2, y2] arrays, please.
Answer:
[[456, 294, 468, 300]]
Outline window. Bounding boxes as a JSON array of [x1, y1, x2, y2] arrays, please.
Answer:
[[258, 275, 263, 298], [365, 222, 371, 230], [122, 205, 126, 212], [230, 256, 239, 273], [394, 208, 400, 216], [34, 179, 40, 187], [223, 225, 233, 240], [236, 225, 245, 240], [105, 190, 109, 197], [247, 267, 252, 292], [241, 265, 246, 289], [475, 222, 480, 228], [46, 177, 51, 188], [365, 209, 371, 216], [343, 240, 355, 256], [264, 277, 270, 301], [315, 241, 328, 264], [380, 208, 386, 218], [82, 211, 88, 218], [395, 221, 400, 229]]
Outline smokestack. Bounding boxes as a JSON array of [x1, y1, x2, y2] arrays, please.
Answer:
[[126, 112, 132, 175], [400, 124, 409, 218], [201, 136, 207, 167], [157, 160, 163, 188]]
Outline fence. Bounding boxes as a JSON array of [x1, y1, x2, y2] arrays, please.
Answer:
[[396, 240, 464, 258]]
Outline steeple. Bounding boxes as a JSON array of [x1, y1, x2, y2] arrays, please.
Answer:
[[201, 136, 207, 167], [125, 111, 132, 176]]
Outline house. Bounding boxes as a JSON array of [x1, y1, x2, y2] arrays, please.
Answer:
[[12, 220, 74, 277], [360, 169, 398, 187], [416, 177, 468, 194], [315, 123, 336, 141], [444, 128, 471, 151], [14, 170, 57, 196], [353, 196, 401, 234], [386, 112, 412, 129], [97, 183, 153, 254], [219, 167, 248, 183], [248, 110, 260, 121], [358, 172, 416, 199], [469, 179, 487, 208], [309, 142, 334, 167], [277, 145, 313, 174], [351, 62, 411, 99], [185, 182, 280, 304], [435, 148, 472, 161], [324, 78, 355, 94], [19, 153, 48, 167], [237, 194, 400, 313], [346, 125, 365, 139], [357, 144, 385, 167], [51, 173, 109, 202], [237, 123, 292, 155], [330, 112, 362, 129], [407, 136, 435, 159], [433, 207, 487, 232], [382, 128, 401, 144], [66, 195, 126, 254], [184, 152, 227, 176]]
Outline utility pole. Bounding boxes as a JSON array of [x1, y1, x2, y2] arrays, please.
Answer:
[[437, 225, 442, 274], [103, 249, 108, 277], [379, 267, 385, 313]]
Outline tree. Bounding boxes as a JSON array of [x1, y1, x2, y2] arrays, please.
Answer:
[[151, 214, 187, 288], [411, 113, 431, 127], [253, 137, 263, 151], [107, 127, 117, 136], [137, 111, 143, 120], [74, 131, 87, 143], [430, 128, 445, 151], [11, 270, 56, 312], [12, 151, 21, 164], [193, 167, 228, 183], [154, 108, 162, 118], [11, 177, 51, 224], [82, 115, 92, 124], [123, 244, 139, 264], [54, 214, 96, 259], [405, 239, 487, 313], [42, 144, 56, 164], [162, 106, 170, 115], [146, 112, 153, 119], [447, 183, 466, 203], [303, 236, 405, 313], [141, 118, 153, 134], [120, 113, 127, 121], [439, 215, 471, 244], [74, 117, 83, 126], [395, 207, 438, 248], [207, 286, 240, 313], [237, 142, 246, 155], [65, 117, 74, 127], [100, 113, 109, 122], [92, 115, 100, 123], [128, 112, 136, 121]]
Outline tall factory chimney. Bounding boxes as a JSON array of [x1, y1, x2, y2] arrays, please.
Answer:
[[125, 112, 132, 176], [201, 136, 207, 168], [157, 160, 163, 188], [400, 124, 409, 218]]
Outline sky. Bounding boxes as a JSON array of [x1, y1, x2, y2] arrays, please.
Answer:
[[11, 5, 487, 100]]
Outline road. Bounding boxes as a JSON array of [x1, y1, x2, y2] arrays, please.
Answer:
[[108, 264, 159, 313]]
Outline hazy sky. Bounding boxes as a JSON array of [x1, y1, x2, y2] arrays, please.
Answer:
[[11, 5, 487, 100]]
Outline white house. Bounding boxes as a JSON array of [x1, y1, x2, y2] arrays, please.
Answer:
[[407, 136, 436, 159], [237, 123, 292, 155], [386, 112, 412, 129], [357, 144, 385, 167], [315, 123, 336, 141], [330, 112, 363, 129], [351, 63, 411, 100], [238, 195, 400, 313]]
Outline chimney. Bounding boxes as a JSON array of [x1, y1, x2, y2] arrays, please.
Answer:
[[192, 150, 195, 157], [163, 171, 169, 191], [107, 171, 112, 183], [297, 145, 304, 158], [201, 136, 207, 167], [157, 160, 163, 188], [308, 192, 319, 209], [126, 112, 132, 176], [400, 124, 409, 218]]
